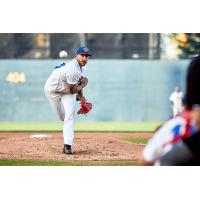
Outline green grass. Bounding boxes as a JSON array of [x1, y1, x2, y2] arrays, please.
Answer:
[[0, 121, 162, 132], [0, 159, 138, 166], [121, 138, 149, 144], [0, 122, 63, 132]]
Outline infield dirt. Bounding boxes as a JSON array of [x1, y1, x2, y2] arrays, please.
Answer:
[[0, 132, 153, 163]]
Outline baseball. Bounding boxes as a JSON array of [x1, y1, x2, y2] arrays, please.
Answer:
[[59, 50, 68, 58]]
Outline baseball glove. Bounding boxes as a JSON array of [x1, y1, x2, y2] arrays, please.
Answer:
[[77, 99, 92, 115]]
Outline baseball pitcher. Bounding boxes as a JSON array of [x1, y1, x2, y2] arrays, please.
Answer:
[[44, 46, 92, 154]]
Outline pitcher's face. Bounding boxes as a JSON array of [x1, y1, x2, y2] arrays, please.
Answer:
[[76, 54, 89, 67]]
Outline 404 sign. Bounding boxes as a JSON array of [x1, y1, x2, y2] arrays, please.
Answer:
[[6, 72, 26, 84]]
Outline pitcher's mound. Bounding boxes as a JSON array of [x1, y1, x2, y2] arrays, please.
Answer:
[[0, 132, 153, 163]]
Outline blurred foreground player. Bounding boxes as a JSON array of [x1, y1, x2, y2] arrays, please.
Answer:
[[158, 55, 200, 166], [139, 55, 200, 166]]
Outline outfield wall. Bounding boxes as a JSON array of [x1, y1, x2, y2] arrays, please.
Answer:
[[0, 59, 189, 122]]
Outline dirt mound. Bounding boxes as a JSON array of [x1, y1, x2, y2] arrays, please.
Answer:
[[0, 132, 153, 163]]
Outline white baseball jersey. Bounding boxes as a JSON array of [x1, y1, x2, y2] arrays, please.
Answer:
[[44, 58, 87, 94], [169, 91, 183, 107], [169, 91, 184, 116]]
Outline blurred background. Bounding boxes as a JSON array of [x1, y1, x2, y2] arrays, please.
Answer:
[[0, 33, 199, 123], [1, 33, 199, 59]]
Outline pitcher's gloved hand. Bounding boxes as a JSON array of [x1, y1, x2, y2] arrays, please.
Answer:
[[77, 99, 92, 115]]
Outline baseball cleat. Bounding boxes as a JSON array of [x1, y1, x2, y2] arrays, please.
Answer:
[[63, 144, 73, 154]]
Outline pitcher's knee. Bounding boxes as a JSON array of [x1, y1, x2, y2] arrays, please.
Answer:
[[58, 113, 65, 121]]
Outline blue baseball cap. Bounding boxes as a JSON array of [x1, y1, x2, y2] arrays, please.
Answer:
[[76, 46, 92, 56]]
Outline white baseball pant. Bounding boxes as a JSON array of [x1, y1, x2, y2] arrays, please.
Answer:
[[44, 89, 76, 145]]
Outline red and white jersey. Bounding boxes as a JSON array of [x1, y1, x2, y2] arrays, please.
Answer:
[[143, 110, 196, 164]]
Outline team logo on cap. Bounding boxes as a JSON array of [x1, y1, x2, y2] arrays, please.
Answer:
[[83, 47, 89, 52]]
